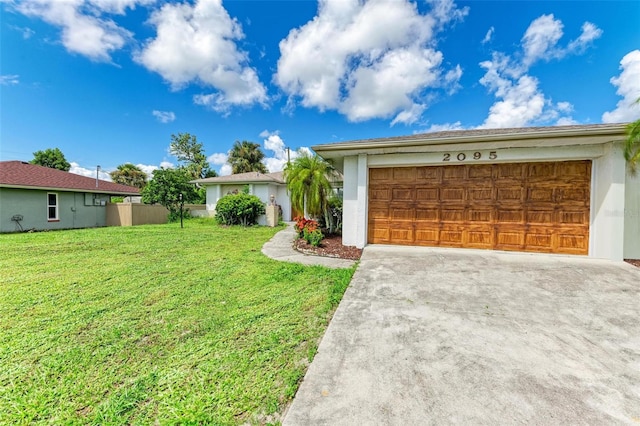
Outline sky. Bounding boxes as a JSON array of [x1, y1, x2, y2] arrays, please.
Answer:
[[1, 0, 639, 179]]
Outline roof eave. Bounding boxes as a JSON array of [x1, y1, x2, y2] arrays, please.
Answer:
[[312, 123, 627, 153]]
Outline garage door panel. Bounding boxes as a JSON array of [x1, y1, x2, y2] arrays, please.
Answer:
[[527, 186, 555, 202], [441, 207, 465, 222], [441, 187, 466, 202], [415, 207, 439, 221], [391, 187, 414, 201], [495, 228, 526, 248], [556, 186, 589, 203], [496, 209, 525, 223], [443, 166, 466, 180], [440, 225, 464, 245], [555, 229, 589, 254], [370, 168, 393, 182], [414, 225, 439, 243], [469, 188, 493, 202], [368, 161, 591, 255], [417, 167, 440, 181], [558, 209, 588, 225], [390, 206, 414, 221], [468, 164, 493, 179], [526, 209, 554, 224], [497, 164, 525, 179], [393, 167, 416, 182], [468, 208, 492, 222], [389, 225, 414, 244], [416, 187, 439, 202], [465, 226, 494, 248], [524, 229, 554, 251]]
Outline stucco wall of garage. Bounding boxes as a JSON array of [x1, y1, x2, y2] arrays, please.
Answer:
[[624, 169, 640, 259], [341, 141, 634, 261]]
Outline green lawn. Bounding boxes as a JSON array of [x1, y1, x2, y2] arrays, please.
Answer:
[[0, 219, 355, 425]]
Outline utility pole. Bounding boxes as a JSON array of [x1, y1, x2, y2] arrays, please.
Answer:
[[96, 165, 101, 188]]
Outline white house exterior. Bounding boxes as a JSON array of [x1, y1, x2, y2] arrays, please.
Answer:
[[193, 171, 293, 225], [313, 124, 639, 261]]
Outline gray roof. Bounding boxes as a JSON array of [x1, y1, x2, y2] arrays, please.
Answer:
[[312, 123, 627, 152], [192, 171, 284, 185]]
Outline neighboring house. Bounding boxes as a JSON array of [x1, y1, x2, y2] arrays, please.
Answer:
[[193, 171, 293, 224], [0, 161, 140, 232], [313, 123, 640, 261]]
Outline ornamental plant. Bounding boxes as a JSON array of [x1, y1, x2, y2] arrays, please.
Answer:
[[215, 193, 265, 226], [294, 216, 324, 246]]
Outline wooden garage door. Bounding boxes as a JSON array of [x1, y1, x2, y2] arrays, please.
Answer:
[[368, 161, 591, 254]]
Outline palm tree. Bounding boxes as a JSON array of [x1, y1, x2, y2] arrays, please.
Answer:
[[284, 153, 338, 229], [624, 119, 640, 174], [109, 163, 148, 188], [228, 140, 268, 174]]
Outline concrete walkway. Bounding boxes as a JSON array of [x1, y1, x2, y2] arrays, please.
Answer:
[[284, 245, 640, 425], [261, 223, 356, 269]]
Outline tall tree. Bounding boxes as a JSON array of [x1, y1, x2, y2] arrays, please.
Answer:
[[284, 153, 338, 229], [169, 133, 216, 179], [228, 140, 268, 174], [109, 163, 148, 188], [30, 148, 71, 171], [141, 168, 200, 220]]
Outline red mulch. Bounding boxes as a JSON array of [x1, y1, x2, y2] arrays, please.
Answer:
[[294, 233, 363, 260], [625, 259, 640, 268]]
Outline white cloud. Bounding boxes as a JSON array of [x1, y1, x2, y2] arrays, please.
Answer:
[[152, 110, 176, 123], [219, 164, 232, 176], [135, 163, 158, 176], [275, 0, 467, 124], [159, 161, 174, 169], [207, 152, 228, 165], [482, 26, 494, 45], [521, 14, 602, 67], [69, 162, 112, 181], [135, 0, 267, 112], [478, 15, 600, 128], [0, 74, 19, 85], [602, 50, 640, 123], [11, 0, 139, 62], [420, 121, 464, 133]]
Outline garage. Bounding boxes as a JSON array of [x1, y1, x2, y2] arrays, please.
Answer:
[[368, 160, 591, 254]]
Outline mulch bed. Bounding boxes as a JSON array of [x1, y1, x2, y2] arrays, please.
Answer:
[[294, 233, 363, 260], [625, 259, 640, 268], [293, 234, 640, 266]]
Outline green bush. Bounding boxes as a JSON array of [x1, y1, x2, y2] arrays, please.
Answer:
[[215, 193, 265, 226], [304, 228, 324, 247]]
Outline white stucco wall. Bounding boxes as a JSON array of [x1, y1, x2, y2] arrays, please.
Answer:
[[590, 142, 626, 260], [342, 154, 368, 248], [624, 168, 640, 259], [204, 182, 289, 225]]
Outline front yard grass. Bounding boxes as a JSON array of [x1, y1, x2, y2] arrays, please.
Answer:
[[0, 219, 356, 424]]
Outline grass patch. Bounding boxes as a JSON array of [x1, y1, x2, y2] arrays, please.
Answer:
[[0, 219, 355, 424]]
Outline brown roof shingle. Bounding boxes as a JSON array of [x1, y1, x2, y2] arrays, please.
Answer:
[[0, 161, 140, 195]]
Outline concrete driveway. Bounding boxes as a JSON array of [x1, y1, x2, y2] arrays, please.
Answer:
[[284, 246, 640, 425]]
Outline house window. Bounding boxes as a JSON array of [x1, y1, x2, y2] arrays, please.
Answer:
[[47, 193, 59, 221]]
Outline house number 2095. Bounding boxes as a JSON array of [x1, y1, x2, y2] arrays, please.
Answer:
[[443, 151, 497, 162]]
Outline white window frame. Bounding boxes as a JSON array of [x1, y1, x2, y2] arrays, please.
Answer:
[[47, 192, 59, 221]]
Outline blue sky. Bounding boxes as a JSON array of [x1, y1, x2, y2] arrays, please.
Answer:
[[1, 0, 639, 179]]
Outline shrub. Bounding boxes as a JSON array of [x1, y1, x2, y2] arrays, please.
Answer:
[[305, 229, 324, 247], [294, 216, 324, 246], [294, 217, 318, 237], [215, 193, 265, 226]]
